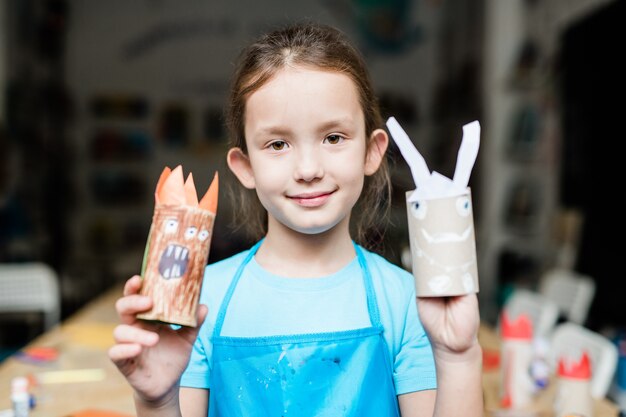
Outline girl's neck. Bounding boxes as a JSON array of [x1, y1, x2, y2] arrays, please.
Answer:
[[255, 219, 356, 278]]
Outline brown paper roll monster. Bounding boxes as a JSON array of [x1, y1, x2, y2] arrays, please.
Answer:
[[137, 165, 218, 327], [406, 188, 479, 297]]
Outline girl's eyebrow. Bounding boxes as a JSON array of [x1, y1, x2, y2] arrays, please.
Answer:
[[317, 117, 355, 132], [253, 125, 293, 137]]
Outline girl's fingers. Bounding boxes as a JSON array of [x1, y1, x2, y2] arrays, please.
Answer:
[[108, 342, 142, 363], [197, 304, 208, 326], [113, 324, 159, 346], [116, 294, 153, 324], [123, 275, 143, 296]]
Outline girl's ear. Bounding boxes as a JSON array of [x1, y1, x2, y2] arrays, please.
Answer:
[[227, 147, 256, 189], [364, 128, 389, 175]]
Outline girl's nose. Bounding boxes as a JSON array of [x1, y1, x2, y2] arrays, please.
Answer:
[[293, 149, 324, 182]]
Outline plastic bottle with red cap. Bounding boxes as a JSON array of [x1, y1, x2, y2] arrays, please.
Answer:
[[500, 311, 535, 409], [11, 377, 30, 417], [554, 351, 593, 417]]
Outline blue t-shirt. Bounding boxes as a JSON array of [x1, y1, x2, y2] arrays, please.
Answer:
[[181, 246, 437, 395]]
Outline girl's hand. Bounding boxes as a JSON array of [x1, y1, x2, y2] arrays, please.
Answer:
[[417, 294, 480, 359], [108, 275, 208, 406]]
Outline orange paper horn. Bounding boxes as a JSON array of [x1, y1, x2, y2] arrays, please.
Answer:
[[184, 173, 199, 206], [155, 166, 172, 201], [157, 165, 185, 205], [138, 166, 219, 327], [199, 172, 218, 213]]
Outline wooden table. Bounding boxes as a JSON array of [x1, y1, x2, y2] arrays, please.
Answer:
[[0, 284, 135, 416], [2, 285, 620, 417], [479, 325, 620, 417]]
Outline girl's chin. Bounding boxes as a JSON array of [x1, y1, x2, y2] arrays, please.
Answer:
[[294, 218, 349, 236], [266, 210, 349, 237], [277, 219, 344, 236]]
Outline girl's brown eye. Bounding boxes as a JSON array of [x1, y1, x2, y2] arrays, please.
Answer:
[[270, 141, 287, 151], [325, 134, 343, 144]]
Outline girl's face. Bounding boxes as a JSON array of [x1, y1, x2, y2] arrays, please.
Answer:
[[228, 66, 386, 237]]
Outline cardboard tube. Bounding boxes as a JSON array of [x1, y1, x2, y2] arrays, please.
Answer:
[[137, 204, 215, 327], [406, 188, 479, 297]]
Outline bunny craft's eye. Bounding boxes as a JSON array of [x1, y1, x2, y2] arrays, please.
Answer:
[[410, 201, 427, 220], [456, 196, 471, 217]]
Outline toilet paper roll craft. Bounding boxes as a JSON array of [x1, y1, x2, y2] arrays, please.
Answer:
[[137, 165, 218, 327], [386, 117, 480, 296], [554, 351, 593, 417], [499, 311, 535, 409]]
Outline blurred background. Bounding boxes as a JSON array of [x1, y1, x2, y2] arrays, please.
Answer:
[[0, 0, 624, 354]]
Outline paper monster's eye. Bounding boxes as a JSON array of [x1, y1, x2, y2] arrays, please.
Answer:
[[198, 230, 210, 242], [410, 201, 427, 220], [164, 219, 178, 234], [184, 227, 198, 240], [456, 196, 471, 217]]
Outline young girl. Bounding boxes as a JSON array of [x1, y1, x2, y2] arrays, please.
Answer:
[[109, 22, 483, 417]]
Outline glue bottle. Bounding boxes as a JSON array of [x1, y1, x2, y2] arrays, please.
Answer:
[[500, 311, 534, 409], [554, 351, 593, 417], [11, 377, 29, 417]]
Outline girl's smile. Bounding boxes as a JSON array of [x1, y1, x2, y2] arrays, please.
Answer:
[[287, 190, 337, 208]]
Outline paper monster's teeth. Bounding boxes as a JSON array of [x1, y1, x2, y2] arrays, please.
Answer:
[[158, 244, 190, 279]]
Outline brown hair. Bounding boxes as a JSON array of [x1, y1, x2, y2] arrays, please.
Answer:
[[225, 22, 391, 249]]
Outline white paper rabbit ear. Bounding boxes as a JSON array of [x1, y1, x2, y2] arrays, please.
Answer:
[[386, 117, 430, 189], [453, 120, 481, 190]]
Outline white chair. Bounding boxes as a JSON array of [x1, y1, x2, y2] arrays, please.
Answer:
[[0, 263, 61, 331], [502, 288, 560, 338], [550, 322, 618, 399], [539, 268, 595, 325]]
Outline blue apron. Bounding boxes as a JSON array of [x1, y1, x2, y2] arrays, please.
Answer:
[[208, 241, 401, 416]]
